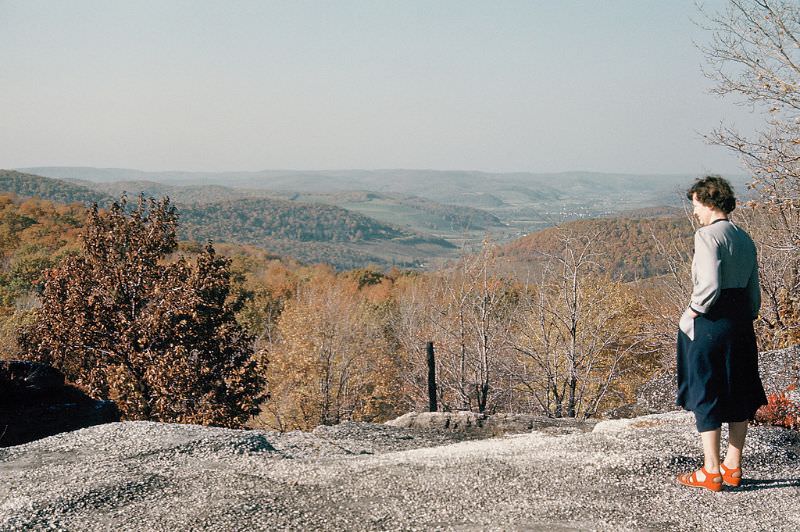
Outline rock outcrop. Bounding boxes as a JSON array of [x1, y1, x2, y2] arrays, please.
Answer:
[[1, 412, 798, 530], [385, 410, 594, 436], [0, 360, 119, 447]]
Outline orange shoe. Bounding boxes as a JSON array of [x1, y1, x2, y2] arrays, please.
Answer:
[[676, 466, 723, 492], [720, 463, 742, 487]]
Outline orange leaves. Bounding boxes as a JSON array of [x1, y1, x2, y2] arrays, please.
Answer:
[[261, 273, 400, 431], [755, 386, 800, 430], [18, 195, 266, 428], [0, 195, 89, 356]]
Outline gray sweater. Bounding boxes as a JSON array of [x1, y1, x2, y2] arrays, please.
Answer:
[[689, 219, 760, 319]]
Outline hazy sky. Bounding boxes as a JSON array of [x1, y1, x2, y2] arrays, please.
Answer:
[[0, 0, 761, 174]]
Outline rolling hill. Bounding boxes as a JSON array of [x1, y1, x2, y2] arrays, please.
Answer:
[[22, 167, 753, 241], [0, 170, 112, 206], [22, 166, 753, 210], [0, 170, 459, 270], [58, 179, 505, 233], [500, 214, 694, 281]]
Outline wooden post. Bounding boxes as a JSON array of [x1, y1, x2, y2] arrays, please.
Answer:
[[427, 341, 437, 412]]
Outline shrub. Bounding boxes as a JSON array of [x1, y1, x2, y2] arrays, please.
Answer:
[[18, 195, 267, 427], [755, 385, 800, 430]]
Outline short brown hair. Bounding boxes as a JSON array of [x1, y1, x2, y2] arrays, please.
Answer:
[[687, 175, 736, 214]]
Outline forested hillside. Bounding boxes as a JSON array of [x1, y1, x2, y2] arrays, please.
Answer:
[[0, 171, 460, 269], [601, 206, 684, 219], [0, 195, 88, 355], [501, 215, 694, 281], [176, 198, 458, 269], [275, 190, 505, 232], [2, 172, 409, 242], [62, 179, 505, 233], [0, 170, 112, 206], [0, 197, 86, 290], [178, 197, 413, 242], [64, 179, 274, 204]]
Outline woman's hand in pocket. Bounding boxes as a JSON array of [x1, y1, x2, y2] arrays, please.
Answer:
[[679, 308, 697, 341]]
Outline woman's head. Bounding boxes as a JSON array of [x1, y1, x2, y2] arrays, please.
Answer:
[[687, 175, 736, 224]]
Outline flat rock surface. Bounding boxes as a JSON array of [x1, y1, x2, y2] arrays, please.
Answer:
[[1, 411, 799, 531]]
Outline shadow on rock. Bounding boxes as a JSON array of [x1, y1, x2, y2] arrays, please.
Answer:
[[0, 360, 119, 447], [732, 478, 800, 492]]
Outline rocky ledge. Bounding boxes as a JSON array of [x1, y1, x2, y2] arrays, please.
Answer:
[[385, 410, 595, 437], [0, 360, 119, 447], [1, 411, 798, 531]]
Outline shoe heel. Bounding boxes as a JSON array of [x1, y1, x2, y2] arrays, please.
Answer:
[[721, 464, 742, 487]]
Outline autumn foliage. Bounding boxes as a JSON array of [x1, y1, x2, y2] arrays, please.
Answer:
[[755, 386, 800, 430], [261, 269, 399, 431], [0, 194, 86, 359], [501, 215, 693, 281], [18, 195, 266, 427], [1, 191, 794, 431]]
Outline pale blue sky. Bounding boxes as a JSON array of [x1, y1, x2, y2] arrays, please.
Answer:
[[0, 0, 758, 174]]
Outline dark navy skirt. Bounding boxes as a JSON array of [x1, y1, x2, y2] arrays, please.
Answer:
[[676, 288, 768, 432]]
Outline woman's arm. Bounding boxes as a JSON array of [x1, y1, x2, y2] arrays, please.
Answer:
[[689, 229, 721, 315]]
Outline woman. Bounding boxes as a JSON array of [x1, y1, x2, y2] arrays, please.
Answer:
[[675, 175, 768, 492]]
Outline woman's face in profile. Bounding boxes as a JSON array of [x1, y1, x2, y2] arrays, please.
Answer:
[[691, 194, 716, 226]]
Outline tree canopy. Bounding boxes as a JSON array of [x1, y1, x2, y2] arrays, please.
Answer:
[[19, 195, 267, 427]]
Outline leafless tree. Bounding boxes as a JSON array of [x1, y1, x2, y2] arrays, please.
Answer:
[[633, 207, 695, 364], [699, 0, 800, 345], [735, 205, 800, 346], [392, 274, 442, 411], [511, 229, 656, 419], [402, 241, 517, 414]]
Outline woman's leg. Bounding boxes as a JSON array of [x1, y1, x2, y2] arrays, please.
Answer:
[[699, 428, 721, 475], [676, 419, 723, 489], [723, 421, 748, 470]]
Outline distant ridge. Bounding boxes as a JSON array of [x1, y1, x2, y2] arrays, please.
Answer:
[[0, 170, 112, 206], [0, 169, 458, 270], [20, 166, 750, 187], [20, 167, 753, 214]]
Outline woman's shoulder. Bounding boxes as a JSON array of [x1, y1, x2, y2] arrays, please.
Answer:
[[697, 220, 756, 252], [697, 219, 738, 237], [694, 222, 724, 241]]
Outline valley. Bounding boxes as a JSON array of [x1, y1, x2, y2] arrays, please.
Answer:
[[3, 167, 749, 271]]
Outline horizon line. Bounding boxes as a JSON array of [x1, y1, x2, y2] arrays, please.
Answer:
[[11, 166, 749, 178]]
